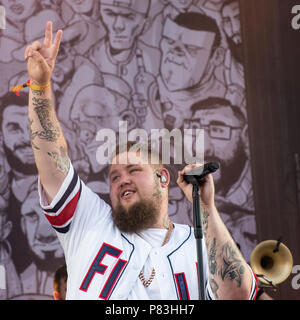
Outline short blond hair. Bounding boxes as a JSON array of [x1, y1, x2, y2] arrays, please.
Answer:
[[111, 141, 163, 170]]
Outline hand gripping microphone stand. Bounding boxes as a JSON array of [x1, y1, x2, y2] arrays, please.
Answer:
[[183, 162, 219, 300]]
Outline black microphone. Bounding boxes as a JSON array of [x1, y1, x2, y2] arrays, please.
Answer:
[[183, 162, 220, 185]]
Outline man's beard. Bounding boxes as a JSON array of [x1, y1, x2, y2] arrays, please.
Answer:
[[227, 35, 244, 65], [112, 196, 162, 233], [206, 140, 248, 196], [3, 143, 37, 176], [31, 250, 65, 273]]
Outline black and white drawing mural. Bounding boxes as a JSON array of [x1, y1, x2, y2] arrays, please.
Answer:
[[0, 0, 257, 299]]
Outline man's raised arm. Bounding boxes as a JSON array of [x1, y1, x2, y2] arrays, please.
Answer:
[[177, 165, 257, 300], [26, 21, 68, 203]]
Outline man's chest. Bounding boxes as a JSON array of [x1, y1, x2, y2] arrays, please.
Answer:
[[66, 233, 201, 300]]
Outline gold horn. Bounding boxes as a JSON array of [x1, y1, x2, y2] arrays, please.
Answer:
[[250, 240, 293, 287]]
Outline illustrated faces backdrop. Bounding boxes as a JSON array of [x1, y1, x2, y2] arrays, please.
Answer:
[[0, 0, 256, 299]]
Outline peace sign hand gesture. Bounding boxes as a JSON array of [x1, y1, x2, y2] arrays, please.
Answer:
[[25, 21, 63, 85]]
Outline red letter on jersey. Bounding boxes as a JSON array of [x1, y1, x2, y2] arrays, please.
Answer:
[[80, 243, 127, 299]]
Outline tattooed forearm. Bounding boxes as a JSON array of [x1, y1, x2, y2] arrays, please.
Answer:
[[31, 89, 45, 97], [208, 237, 217, 275], [28, 118, 40, 150], [219, 242, 245, 287], [31, 97, 60, 143], [202, 205, 209, 237], [47, 146, 70, 174], [210, 278, 219, 299]]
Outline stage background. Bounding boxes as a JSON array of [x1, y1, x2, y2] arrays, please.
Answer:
[[240, 0, 300, 300], [0, 0, 298, 299]]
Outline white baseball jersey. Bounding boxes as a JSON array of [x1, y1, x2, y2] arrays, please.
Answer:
[[38, 162, 257, 300]]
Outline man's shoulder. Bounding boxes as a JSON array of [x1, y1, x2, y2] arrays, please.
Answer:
[[172, 223, 193, 246]]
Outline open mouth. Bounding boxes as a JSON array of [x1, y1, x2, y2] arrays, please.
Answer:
[[120, 189, 136, 200]]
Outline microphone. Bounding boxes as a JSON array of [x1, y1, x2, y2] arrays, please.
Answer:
[[183, 162, 220, 185]]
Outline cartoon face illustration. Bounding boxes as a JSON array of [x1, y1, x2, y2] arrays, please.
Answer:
[[1, 0, 38, 22], [165, 0, 194, 11], [221, 0, 241, 45], [20, 193, 64, 262], [70, 84, 128, 173], [2, 105, 34, 166], [66, 0, 95, 14], [100, 0, 150, 50], [184, 101, 247, 192], [160, 17, 216, 92], [52, 45, 74, 85], [0, 199, 11, 243]]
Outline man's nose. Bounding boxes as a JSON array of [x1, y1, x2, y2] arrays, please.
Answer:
[[113, 15, 125, 32], [119, 173, 132, 188], [36, 220, 56, 243], [203, 129, 214, 157], [18, 134, 31, 146]]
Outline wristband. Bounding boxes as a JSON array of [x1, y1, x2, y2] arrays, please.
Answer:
[[11, 80, 50, 96]]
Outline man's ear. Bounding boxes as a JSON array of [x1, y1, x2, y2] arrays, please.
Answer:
[[241, 124, 250, 158], [211, 46, 225, 67], [157, 168, 170, 188], [2, 221, 12, 240], [20, 216, 26, 235]]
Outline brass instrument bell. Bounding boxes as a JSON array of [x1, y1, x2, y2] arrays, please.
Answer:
[[250, 240, 293, 287]]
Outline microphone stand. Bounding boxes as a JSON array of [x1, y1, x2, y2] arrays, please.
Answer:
[[183, 162, 219, 300], [192, 182, 206, 300]]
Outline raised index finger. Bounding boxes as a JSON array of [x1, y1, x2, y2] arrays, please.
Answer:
[[44, 21, 53, 47]]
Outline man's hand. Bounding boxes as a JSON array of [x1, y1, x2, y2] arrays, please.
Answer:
[[177, 164, 215, 207], [25, 21, 63, 85]]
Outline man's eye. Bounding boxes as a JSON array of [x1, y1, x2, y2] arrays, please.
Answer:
[[111, 176, 119, 182], [6, 123, 22, 133], [164, 36, 175, 45], [104, 10, 116, 17], [186, 45, 200, 55], [130, 169, 139, 173], [211, 126, 225, 134], [24, 212, 38, 223], [124, 13, 136, 20]]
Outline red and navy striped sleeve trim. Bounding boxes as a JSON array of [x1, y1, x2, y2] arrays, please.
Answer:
[[250, 271, 259, 300], [43, 169, 81, 234]]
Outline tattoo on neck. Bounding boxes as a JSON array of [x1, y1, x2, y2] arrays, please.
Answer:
[[163, 215, 170, 229]]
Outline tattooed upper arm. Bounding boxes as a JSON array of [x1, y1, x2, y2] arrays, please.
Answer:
[[47, 146, 70, 174], [219, 242, 245, 287]]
